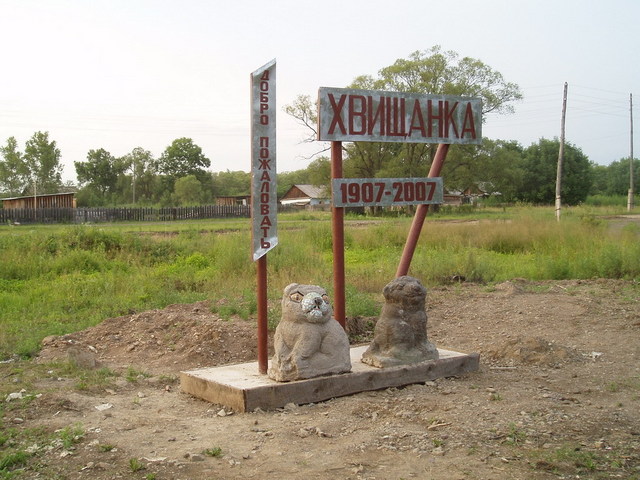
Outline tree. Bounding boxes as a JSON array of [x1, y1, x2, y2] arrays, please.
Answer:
[[274, 157, 332, 198], [173, 175, 204, 205], [75, 148, 126, 197], [306, 157, 331, 187], [211, 170, 251, 197], [286, 46, 523, 180], [441, 140, 525, 201], [283, 95, 319, 144], [345, 47, 523, 178], [157, 138, 210, 190], [590, 164, 610, 196], [591, 158, 640, 196], [343, 141, 402, 178], [370, 46, 521, 115], [0, 137, 28, 195], [122, 147, 158, 204], [23, 131, 63, 194], [519, 138, 592, 205], [277, 169, 312, 198]]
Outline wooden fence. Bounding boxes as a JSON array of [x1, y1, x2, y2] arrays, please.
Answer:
[[0, 205, 252, 225]]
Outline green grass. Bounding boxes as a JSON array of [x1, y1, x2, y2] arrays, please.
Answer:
[[125, 366, 151, 383], [0, 207, 638, 359], [0, 422, 87, 478], [528, 442, 640, 478], [203, 446, 223, 457], [58, 423, 84, 449], [0, 451, 30, 472], [129, 458, 146, 472]]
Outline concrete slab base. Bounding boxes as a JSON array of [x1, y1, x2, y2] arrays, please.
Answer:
[[180, 346, 479, 412]]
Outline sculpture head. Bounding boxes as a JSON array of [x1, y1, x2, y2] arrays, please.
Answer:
[[382, 276, 427, 309], [282, 283, 332, 324]]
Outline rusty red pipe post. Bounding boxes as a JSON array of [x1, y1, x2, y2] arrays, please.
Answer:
[[396, 144, 450, 277], [256, 255, 269, 374], [331, 141, 346, 328]]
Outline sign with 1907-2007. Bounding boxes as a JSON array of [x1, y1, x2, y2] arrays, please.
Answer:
[[332, 177, 443, 208], [318, 87, 482, 144]]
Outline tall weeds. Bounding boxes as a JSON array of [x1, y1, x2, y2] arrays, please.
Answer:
[[0, 209, 638, 359]]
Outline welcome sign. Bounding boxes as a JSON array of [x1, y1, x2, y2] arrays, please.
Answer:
[[318, 87, 482, 144]]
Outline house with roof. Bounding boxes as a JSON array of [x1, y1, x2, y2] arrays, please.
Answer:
[[442, 182, 500, 206], [280, 184, 330, 207], [0, 192, 76, 209], [215, 194, 250, 206]]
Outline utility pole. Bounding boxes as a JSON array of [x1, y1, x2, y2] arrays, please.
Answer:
[[555, 82, 568, 221], [629, 93, 635, 211]]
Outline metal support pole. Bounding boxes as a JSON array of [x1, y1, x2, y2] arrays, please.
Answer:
[[256, 255, 268, 374], [396, 144, 450, 277], [331, 141, 346, 328]]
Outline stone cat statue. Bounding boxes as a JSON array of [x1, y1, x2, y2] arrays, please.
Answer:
[[362, 276, 438, 368], [268, 283, 351, 382]]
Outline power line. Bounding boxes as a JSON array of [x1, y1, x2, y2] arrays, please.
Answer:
[[572, 84, 632, 97]]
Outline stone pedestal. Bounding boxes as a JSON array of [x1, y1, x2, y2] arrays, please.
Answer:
[[181, 346, 479, 412]]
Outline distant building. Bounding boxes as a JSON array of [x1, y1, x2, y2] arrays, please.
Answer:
[[280, 185, 330, 207], [443, 183, 499, 206], [0, 192, 76, 209], [463, 182, 499, 204], [443, 191, 464, 206], [215, 195, 250, 206]]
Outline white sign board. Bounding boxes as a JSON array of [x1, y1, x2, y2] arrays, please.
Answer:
[[318, 87, 482, 144], [251, 59, 277, 261]]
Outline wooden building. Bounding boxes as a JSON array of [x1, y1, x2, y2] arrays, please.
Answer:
[[215, 195, 250, 206], [443, 192, 464, 206], [1, 192, 76, 209], [280, 185, 330, 207]]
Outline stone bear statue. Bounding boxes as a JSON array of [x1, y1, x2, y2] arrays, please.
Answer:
[[268, 283, 352, 382], [362, 276, 438, 368]]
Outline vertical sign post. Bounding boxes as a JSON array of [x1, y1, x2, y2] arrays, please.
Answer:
[[330, 141, 346, 328], [251, 59, 277, 374]]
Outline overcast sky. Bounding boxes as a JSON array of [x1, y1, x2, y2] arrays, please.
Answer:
[[1, 0, 637, 182]]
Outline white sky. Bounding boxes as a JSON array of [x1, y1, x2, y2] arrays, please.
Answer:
[[0, 0, 637, 182]]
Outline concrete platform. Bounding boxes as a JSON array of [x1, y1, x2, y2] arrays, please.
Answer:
[[180, 346, 479, 412]]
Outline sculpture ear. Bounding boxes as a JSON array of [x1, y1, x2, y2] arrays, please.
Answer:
[[284, 283, 299, 295]]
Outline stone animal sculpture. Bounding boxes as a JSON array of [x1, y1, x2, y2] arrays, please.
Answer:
[[268, 283, 352, 382], [362, 276, 438, 368]]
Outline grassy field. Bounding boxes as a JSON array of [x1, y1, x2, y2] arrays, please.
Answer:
[[0, 205, 638, 359]]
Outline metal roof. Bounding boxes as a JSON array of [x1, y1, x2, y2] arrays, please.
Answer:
[[290, 184, 329, 199]]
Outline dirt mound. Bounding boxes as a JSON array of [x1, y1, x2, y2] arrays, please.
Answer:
[[483, 336, 582, 366], [37, 301, 268, 374], [492, 279, 527, 295], [37, 303, 377, 375]]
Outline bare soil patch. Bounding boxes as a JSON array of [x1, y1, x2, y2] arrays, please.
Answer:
[[4, 279, 639, 479]]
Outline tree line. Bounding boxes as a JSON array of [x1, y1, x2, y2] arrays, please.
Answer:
[[279, 139, 638, 205], [1, 46, 637, 207], [0, 135, 256, 207], [284, 46, 637, 205]]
